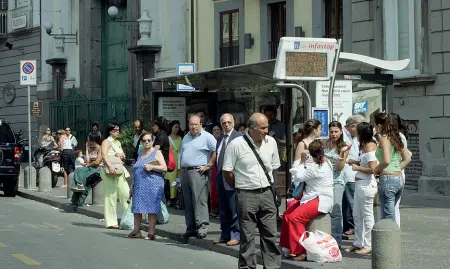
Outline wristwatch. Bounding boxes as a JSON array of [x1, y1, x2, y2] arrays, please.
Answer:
[[206, 164, 212, 168]]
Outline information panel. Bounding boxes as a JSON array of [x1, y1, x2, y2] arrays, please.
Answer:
[[285, 52, 328, 78], [312, 107, 329, 138]]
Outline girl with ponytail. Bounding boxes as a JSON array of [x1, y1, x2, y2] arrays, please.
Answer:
[[280, 140, 334, 261], [373, 112, 411, 221]]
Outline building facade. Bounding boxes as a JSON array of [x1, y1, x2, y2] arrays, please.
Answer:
[[187, 0, 450, 195], [0, 0, 42, 146], [37, 0, 188, 147]]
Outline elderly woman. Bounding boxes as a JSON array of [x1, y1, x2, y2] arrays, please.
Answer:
[[101, 123, 130, 229], [279, 140, 334, 261], [126, 131, 167, 240], [57, 129, 75, 188], [70, 134, 103, 208]]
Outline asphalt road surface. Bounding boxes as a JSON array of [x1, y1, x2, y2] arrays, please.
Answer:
[[0, 196, 262, 269]]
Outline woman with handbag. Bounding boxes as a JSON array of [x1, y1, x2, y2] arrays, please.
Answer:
[[57, 129, 75, 188], [164, 120, 182, 206], [324, 121, 351, 248], [279, 140, 334, 261], [126, 131, 167, 240], [101, 123, 130, 229]]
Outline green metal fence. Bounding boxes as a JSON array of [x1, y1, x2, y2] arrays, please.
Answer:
[[49, 87, 133, 148]]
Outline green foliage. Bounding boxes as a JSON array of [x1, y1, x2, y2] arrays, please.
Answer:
[[137, 98, 152, 129], [118, 123, 136, 157]]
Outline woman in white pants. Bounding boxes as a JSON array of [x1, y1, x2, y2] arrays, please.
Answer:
[[345, 122, 378, 254]]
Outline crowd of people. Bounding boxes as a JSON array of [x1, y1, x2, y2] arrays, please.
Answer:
[[40, 109, 411, 268]]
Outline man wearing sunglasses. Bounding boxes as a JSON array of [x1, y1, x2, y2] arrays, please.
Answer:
[[65, 127, 78, 150]]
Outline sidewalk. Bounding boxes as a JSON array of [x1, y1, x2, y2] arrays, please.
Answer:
[[17, 185, 450, 269]]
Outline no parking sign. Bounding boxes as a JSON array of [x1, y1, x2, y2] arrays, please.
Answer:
[[20, 60, 37, 86]]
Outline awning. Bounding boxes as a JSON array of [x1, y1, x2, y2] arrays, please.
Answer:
[[144, 52, 410, 90]]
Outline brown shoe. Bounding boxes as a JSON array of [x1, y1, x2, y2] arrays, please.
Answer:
[[226, 240, 240, 246], [212, 239, 227, 244]]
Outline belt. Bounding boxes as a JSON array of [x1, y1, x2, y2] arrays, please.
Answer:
[[236, 186, 271, 193], [182, 166, 201, 171]]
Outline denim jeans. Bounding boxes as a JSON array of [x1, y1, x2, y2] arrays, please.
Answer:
[[378, 174, 404, 221], [342, 182, 355, 232], [331, 183, 345, 245]]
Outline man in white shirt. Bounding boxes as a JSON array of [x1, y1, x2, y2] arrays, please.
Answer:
[[212, 113, 242, 247], [223, 113, 281, 269], [342, 115, 365, 236], [65, 127, 78, 149]]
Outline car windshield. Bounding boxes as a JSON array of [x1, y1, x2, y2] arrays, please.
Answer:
[[0, 123, 16, 144]]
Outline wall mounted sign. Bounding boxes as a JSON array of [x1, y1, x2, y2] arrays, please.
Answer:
[[2, 83, 16, 104]]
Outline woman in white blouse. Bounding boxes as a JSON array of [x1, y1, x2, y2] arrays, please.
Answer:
[[345, 122, 378, 254], [279, 140, 334, 261]]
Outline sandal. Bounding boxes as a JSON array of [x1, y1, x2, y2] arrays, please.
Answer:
[[293, 254, 307, 261], [107, 225, 119, 230], [126, 231, 143, 239], [144, 234, 155, 240], [344, 245, 360, 253], [355, 248, 371, 255]]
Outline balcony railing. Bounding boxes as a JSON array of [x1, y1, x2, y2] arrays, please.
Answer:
[[0, 10, 6, 35], [219, 45, 239, 67], [269, 40, 280, 59]]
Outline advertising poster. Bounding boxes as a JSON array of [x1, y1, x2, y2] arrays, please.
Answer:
[[315, 80, 353, 126], [157, 97, 187, 130]]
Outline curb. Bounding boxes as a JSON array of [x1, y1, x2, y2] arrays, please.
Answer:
[[17, 190, 326, 269]]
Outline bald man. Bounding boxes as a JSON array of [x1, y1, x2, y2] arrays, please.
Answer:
[[179, 115, 217, 239], [212, 113, 242, 246], [223, 113, 281, 269]]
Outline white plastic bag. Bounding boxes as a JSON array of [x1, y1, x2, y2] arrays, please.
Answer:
[[120, 201, 134, 230], [299, 230, 342, 263]]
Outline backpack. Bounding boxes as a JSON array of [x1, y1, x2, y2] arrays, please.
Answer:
[[167, 147, 176, 172]]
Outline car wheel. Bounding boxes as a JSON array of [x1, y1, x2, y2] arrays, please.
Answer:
[[3, 178, 18, 197]]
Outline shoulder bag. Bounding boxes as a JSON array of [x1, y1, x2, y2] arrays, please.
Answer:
[[243, 135, 282, 207], [104, 140, 125, 176]]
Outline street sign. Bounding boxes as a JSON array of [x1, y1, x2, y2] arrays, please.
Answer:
[[20, 60, 37, 86], [176, 63, 195, 91], [30, 101, 43, 117], [312, 107, 329, 138], [273, 37, 337, 81]]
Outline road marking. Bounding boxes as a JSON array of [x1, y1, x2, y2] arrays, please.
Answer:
[[42, 223, 64, 231], [11, 254, 41, 265], [0, 242, 7, 247]]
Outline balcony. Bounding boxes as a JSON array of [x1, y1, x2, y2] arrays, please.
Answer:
[[219, 45, 239, 68], [0, 10, 6, 36], [269, 40, 280, 59]]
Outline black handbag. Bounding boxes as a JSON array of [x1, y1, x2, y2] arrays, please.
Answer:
[[243, 136, 282, 207]]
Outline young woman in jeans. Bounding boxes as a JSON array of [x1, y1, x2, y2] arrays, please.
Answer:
[[345, 122, 378, 254], [373, 113, 411, 221], [323, 121, 351, 248]]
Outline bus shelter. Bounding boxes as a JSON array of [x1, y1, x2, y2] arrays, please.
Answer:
[[145, 50, 409, 200]]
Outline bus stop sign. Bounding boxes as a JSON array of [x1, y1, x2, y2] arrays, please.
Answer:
[[273, 37, 337, 81]]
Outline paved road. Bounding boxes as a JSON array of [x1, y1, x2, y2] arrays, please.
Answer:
[[0, 196, 262, 269]]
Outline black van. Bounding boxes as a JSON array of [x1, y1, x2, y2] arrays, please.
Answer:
[[0, 119, 21, 196]]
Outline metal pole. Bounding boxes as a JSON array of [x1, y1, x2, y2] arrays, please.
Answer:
[[283, 88, 293, 209], [328, 39, 342, 121], [27, 85, 32, 189], [276, 82, 312, 120]]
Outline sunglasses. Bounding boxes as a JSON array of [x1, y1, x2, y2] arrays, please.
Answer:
[[142, 139, 153, 143]]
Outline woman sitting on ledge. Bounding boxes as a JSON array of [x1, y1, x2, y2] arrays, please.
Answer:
[[279, 140, 334, 261], [70, 134, 103, 208]]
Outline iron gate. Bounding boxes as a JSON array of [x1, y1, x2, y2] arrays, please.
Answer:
[[49, 87, 133, 148]]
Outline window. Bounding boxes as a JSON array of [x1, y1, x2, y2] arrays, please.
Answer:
[[0, 0, 7, 10], [268, 1, 286, 59], [219, 10, 239, 67], [383, 0, 422, 78], [324, 0, 343, 39]]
